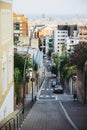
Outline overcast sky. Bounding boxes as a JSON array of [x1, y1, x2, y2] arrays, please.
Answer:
[[13, 0, 87, 15]]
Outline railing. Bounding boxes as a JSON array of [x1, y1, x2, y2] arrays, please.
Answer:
[[0, 77, 45, 130], [0, 100, 35, 130]]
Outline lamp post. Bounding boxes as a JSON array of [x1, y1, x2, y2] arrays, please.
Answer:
[[31, 53, 35, 102], [29, 68, 34, 102], [84, 61, 87, 104]]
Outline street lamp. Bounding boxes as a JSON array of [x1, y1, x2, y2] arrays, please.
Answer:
[[84, 61, 87, 104], [29, 68, 34, 102], [31, 53, 35, 102]]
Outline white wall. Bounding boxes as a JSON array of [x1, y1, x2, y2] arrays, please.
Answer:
[[54, 29, 58, 53], [0, 86, 14, 121]]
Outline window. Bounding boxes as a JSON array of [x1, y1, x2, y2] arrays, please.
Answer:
[[14, 23, 20, 30], [2, 55, 7, 95]]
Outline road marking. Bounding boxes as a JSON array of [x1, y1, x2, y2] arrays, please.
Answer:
[[46, 95, 49, 97], [59, 101, 79, 130], [55, 95, 58, 100], [40, 95, 44, 97], [37, 79, 45, 99], [52, 95, 55, 98]]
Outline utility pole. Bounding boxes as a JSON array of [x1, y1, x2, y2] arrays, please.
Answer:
[[31, 53, 34, 102]]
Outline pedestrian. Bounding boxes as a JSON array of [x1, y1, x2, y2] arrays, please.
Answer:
[[73, 89, 77, 101], [73, 93, 77, 100]]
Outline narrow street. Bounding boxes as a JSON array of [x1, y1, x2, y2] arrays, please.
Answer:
[[20, 69, 77, 130], [20, 58, 87, 130]]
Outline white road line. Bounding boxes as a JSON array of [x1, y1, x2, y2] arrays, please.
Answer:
[[52, 95, 55, 98], [40, 95, 44, 97], [59, 101, 79, 130], [55, 95, 58, 100], [46, 95, 50, 97], [37, 79, 45, 99]]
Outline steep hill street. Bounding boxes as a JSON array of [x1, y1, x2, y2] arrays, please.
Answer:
[[20, 71, 87, 130], [20, 57, 87, 130]]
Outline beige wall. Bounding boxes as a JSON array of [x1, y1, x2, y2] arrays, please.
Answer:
[[0, 1, 14, 120], [31, 38, 39, 49]]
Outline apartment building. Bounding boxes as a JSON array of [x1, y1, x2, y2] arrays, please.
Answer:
[[54, 25, 79, 55], [13, 13, 28, 41], [0, 0, 14, 121], [44, 36, 53, 54], [79, 26, 87, 43]]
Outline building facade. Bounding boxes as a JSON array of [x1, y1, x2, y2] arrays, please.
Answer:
[[0, 0, 14, 121], [36, 26, 53, 38], [79, 26, 87, 43], [13, 13, 28, 41], [54, 25, 79, 55]]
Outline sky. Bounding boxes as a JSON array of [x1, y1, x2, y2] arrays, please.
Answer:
[[13, 0, 87, 16]]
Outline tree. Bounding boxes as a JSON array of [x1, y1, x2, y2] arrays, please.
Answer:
[[14, 68, 21, 104], [51, 53, 60, 76], [14, 53, 32, 105], [70, 42, 87, 70], [14, 53, 25, 79]]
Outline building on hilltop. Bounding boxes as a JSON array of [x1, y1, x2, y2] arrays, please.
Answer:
[[0, 0, 14, 121]]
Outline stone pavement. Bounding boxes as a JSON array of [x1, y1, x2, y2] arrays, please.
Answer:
[[20, 100, 74, 130], [20, 96, 87, 130]]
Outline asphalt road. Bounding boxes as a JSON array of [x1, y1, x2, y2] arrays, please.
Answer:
[[21, 76, 76, 130], [20, 58, 79, 130]]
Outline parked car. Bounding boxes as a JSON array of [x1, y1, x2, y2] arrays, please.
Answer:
[[53, 83, 63, 94]]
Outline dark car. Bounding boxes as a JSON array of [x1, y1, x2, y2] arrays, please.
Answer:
[[53, 83, 63, 94]]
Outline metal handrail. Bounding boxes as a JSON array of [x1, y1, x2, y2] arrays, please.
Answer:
[[0, 77, 45, 130], [0, 100, 35, 130]]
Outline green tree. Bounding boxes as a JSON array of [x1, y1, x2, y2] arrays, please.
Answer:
[[51, 53, 59, 76], [14, 53, 25, 79], [14, 53, 32, 105], [70, 42, 87, 70], [14, 68, 21, 104], [60, 55, 77, 80]]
